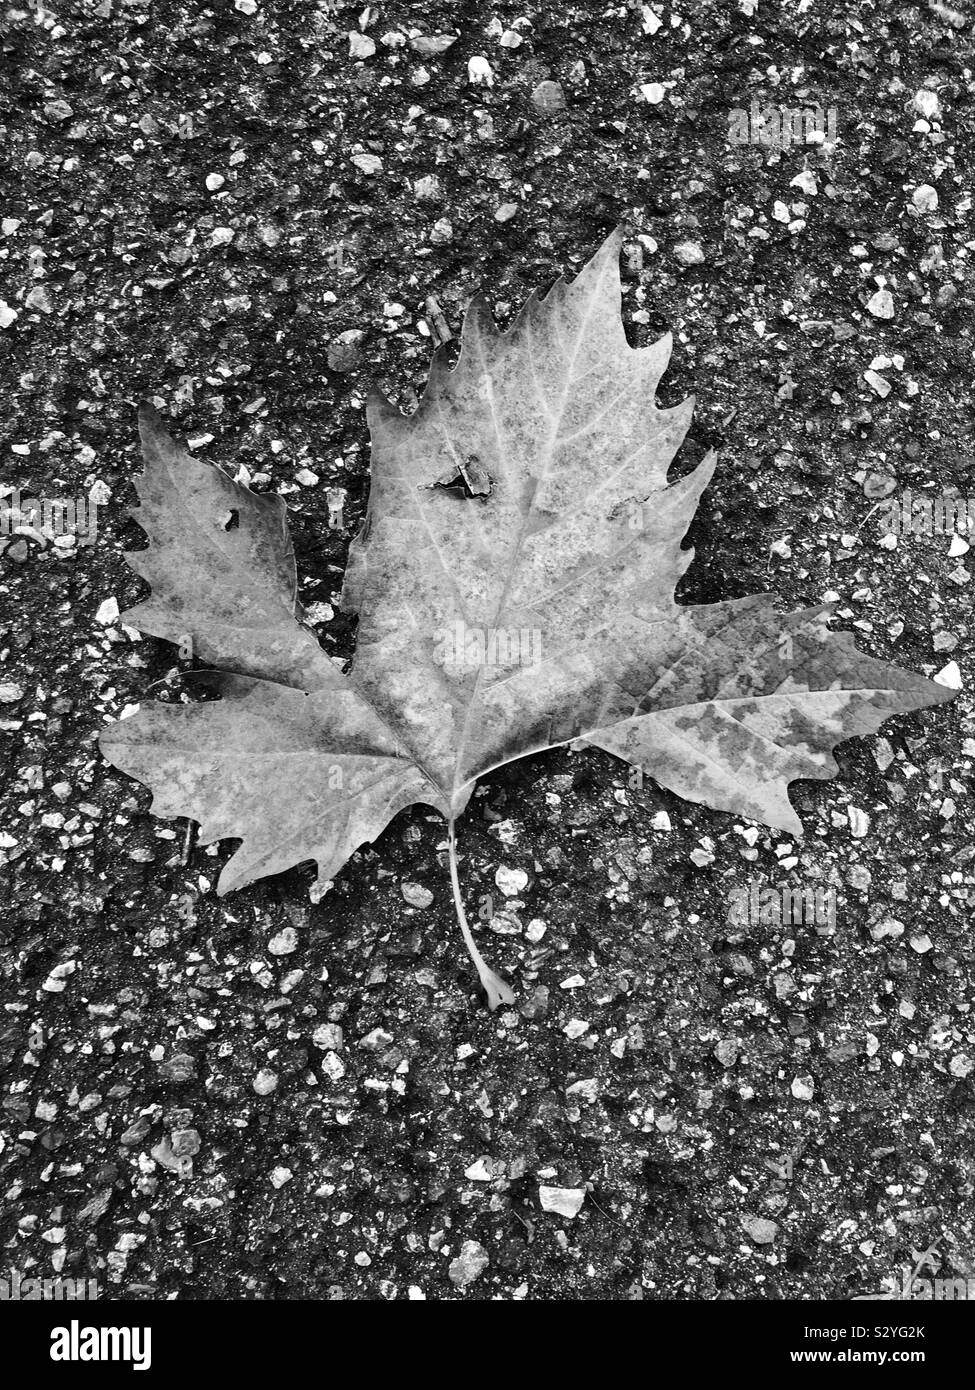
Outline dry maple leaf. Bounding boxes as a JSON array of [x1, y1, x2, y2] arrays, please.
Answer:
[[99, 227, 956, 1008]]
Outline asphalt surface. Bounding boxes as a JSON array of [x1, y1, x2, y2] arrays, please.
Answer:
[[1, 0, 973, 1300]]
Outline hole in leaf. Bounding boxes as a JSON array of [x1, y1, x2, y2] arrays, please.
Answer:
[[429, 454, 493, 499]]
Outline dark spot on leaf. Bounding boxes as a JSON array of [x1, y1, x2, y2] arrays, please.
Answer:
[[430, 453, 493, 499]]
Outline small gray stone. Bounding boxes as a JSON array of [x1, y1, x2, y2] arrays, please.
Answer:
[[25, 285, 53, 314], [539, 1185, 585, 1217], [151, 1138, 191, 1174], [312, 1023, 344, 1051], [863, 472, 896, 499], [268, 927, 298, 956], [401, 881, 433, 908], [328, 329, 366, 372], [410, 34, 457, 56], [413, 174, 443, 201], [531, 80, 566, 113], [321, 1051, 346, 1082], [349, 33, 376, 59], [674, 240, 705, 267], [351, 151, 382, 176], [430, 218, 453, 245], [742, 1215, 779, 1245], [158, 1053, 196, 1083], [171, 1128, 201, 1157], [120, 1115, 152, 1146], [448, 1239, 489, 1288]]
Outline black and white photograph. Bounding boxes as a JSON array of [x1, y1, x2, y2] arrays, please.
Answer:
[[0, 0, 972, 1360]]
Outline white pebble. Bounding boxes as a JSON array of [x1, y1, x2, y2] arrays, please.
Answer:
[[351, 152, 382, 175], [401, 881, 434, 908], [348, 32, 376, 59], [312, 1024, 343, 1051], [742, 1215, 779, 1244], [790, 170, 818, 196], [268, 927, 297, 956], [674, 240, 704, 266], [934, 660, 962, 690], [95, 596, 120, 625], [464, 1158, 494, 1181], [321, 1052, 345, 1082], [539, 1186, 586, 1218], [42, 961, 77, 993], [468, 55, 493, 87], [495, 865, 528, 897]]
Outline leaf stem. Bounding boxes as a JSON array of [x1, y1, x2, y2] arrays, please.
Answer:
[[447, 817, 516, 1011]]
